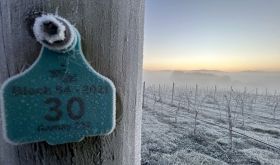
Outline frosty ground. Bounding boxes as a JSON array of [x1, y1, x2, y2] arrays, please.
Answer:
[[141, 85, 280, 165]]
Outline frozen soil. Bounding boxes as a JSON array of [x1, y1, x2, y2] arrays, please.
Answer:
[[141, 89, 280, 165]]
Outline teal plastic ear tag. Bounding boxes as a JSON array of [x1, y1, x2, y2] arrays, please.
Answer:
[[1, 30, 116, 145]]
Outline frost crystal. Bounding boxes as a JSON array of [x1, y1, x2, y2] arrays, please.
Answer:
[[33, 14, 75, 51]]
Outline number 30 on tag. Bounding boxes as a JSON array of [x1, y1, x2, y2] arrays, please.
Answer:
[[1, 27, 116, 145]]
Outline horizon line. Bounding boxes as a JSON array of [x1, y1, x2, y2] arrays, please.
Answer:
[[143, 69, 280, 73]]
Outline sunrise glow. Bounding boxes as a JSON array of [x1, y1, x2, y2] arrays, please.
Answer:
[[144, 0, 280, 72]]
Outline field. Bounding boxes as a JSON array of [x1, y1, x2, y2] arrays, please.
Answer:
[[141, 83, 280, 165]]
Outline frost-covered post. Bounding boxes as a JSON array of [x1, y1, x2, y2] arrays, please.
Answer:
[[158, 84, 162, 102], [193, 84, 199, 135], [143, 81, 146, 107], [265, 88, 268, 103], [273, 95, 279, 119], [171, 82, 175, 104], [255, 88, 258, 103], [175, 97, 182, 124], [0, 0, 145, 165], [152, 85, 158, 110], [240, 87, 247, 127], [224, 87, 233, 150], [185, 91, 191, 112], [214, 85, 217, 100]]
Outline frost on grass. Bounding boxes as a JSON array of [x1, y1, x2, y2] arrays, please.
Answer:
[[160, 150, 228, 165], [242, 148, 280, 165], [142, 84, 280, 164]]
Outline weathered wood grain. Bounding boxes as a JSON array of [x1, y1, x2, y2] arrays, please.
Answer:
[[0, 0, 144, 164]]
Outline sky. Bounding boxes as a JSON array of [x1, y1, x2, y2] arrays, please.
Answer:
[[143, 0, 280, 72]]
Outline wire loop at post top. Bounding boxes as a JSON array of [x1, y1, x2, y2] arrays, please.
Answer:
[[33, 14, 76, 52]]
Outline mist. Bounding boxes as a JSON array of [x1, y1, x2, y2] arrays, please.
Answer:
[[143, 70, 280, 94]]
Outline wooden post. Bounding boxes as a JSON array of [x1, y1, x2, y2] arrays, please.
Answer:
[[142, 81, 145, 107], [158, 84, 161, 102], [171, 82, 175, 104], [0, 0, 145, 164], [213, 85, 217, 100]]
